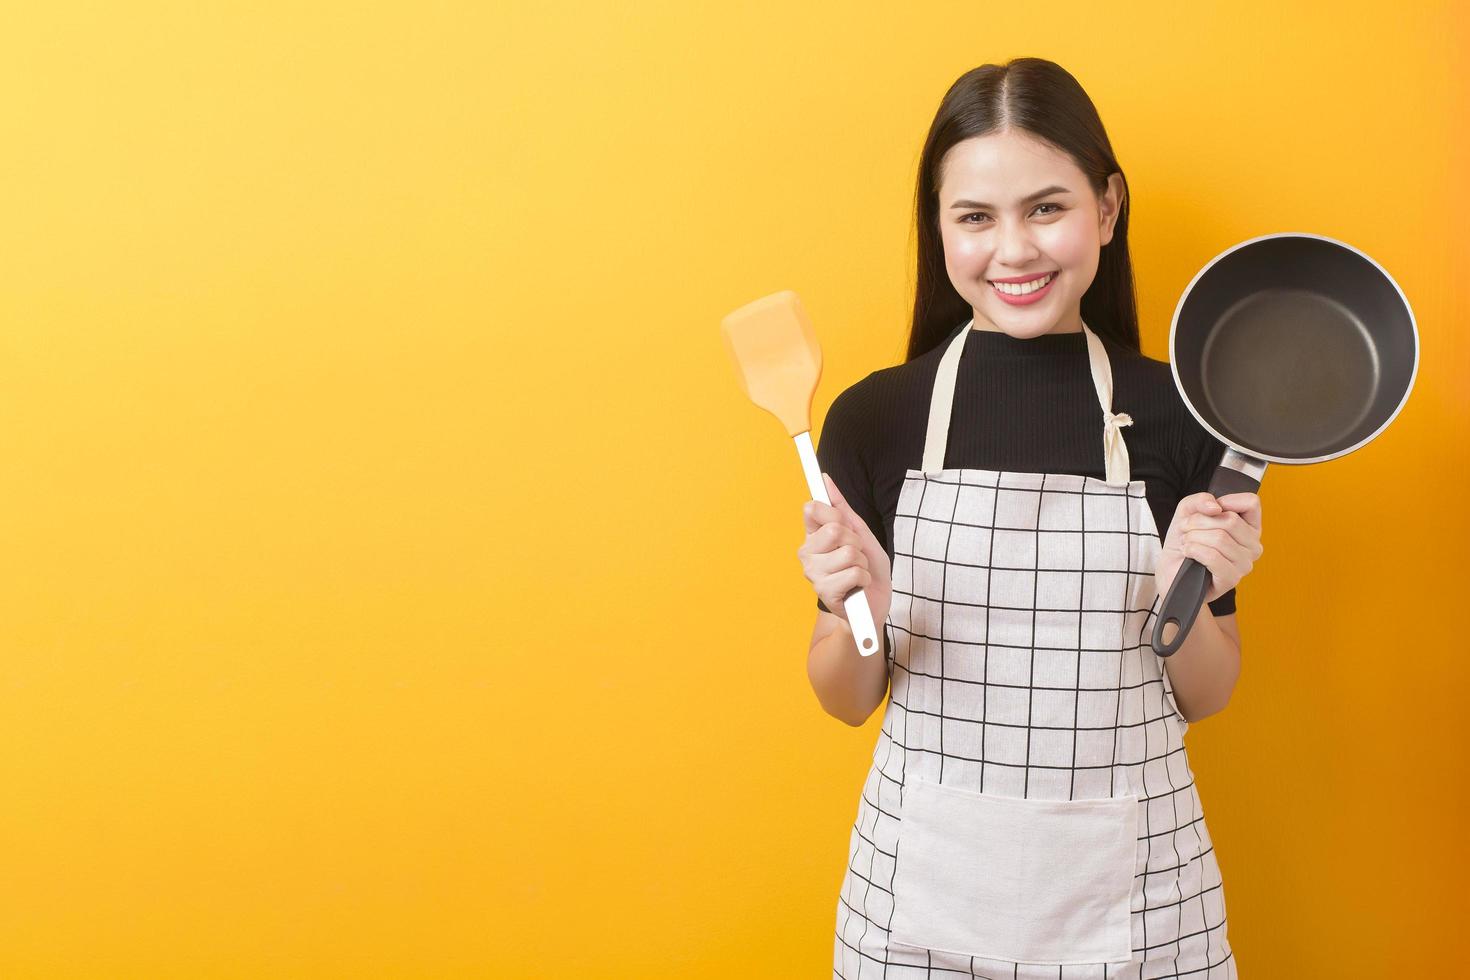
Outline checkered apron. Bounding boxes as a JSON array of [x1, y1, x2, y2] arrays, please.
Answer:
[[833, 320, 1236, 979]]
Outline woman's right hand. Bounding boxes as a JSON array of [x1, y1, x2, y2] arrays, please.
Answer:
[[798, 473, 892, 628]]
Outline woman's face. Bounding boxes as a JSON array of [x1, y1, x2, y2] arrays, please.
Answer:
[[937, 129, 1124, 338]]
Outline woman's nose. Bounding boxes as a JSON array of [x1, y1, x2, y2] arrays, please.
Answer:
[[994, 219, 1040, 266]]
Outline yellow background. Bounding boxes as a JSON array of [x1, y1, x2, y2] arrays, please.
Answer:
[[1, 2, 1466, 977]]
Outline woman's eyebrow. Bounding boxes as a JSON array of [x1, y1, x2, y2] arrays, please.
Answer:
[[948, 185, 1072, 209]]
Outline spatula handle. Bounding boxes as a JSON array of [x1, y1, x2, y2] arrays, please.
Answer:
[[794, 432, 882, 658]]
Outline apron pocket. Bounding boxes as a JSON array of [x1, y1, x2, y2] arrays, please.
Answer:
[[890, 778, 1138, 965]]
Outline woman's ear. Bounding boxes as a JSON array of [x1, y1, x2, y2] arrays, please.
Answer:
[[1098, 172, 1125, 246]]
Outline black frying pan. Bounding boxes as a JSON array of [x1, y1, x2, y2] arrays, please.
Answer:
[[1152, 232, 1419, 656]]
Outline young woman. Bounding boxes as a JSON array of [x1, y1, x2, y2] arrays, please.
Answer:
[[798, 59, 1262, 978]]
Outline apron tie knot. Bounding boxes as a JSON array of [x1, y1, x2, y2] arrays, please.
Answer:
[[1102, 411, 1134, 484]]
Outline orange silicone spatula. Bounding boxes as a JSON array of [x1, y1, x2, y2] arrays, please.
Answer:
[[720, 290, 881, 657]]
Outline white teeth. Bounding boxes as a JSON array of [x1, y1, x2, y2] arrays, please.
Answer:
[[992, 272, 1055, 296]]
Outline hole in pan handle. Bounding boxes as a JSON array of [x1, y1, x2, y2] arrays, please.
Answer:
[[1152, 449, 1268, 657]]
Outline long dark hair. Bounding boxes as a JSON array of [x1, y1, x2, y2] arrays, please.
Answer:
[[906, 58, 1139, 362]]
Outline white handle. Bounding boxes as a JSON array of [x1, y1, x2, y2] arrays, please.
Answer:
[[794, 432, 881, 658]]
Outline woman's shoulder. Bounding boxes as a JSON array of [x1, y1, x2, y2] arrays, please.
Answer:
[[816, 347, 941, 498], [1099, 335, 1196, 432], [1102, 334, 1231, 479], [824, 344, 944, 431], [1097, 332, 1172, 385]]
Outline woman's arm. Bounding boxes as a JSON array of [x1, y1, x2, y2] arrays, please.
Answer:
[[1153, 491, 1262, 722], [1162, 611, 1240, 722], [808, 609, 891, 726], [800, 474, 894, 727]]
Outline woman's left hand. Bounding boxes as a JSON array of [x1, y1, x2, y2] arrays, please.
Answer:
[[1154, 492, 1264, 603]]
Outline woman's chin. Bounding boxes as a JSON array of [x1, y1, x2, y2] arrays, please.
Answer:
[[999, 323, 1058, 339], [981, 312, 1066, 339]]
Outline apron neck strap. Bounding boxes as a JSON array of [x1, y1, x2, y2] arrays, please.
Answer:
[[919, 318, 1135, 483]]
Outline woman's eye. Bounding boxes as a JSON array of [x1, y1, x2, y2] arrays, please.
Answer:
[[959, 203, 1062, 224]]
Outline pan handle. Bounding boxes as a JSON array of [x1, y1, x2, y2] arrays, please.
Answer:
[[1152, 450, 1268, 657]]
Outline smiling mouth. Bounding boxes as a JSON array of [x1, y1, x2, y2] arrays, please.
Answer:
[[989, 271, 1057, 296]]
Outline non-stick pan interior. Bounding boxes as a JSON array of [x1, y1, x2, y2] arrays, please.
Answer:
[[1172, 235, 1416, 462]]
